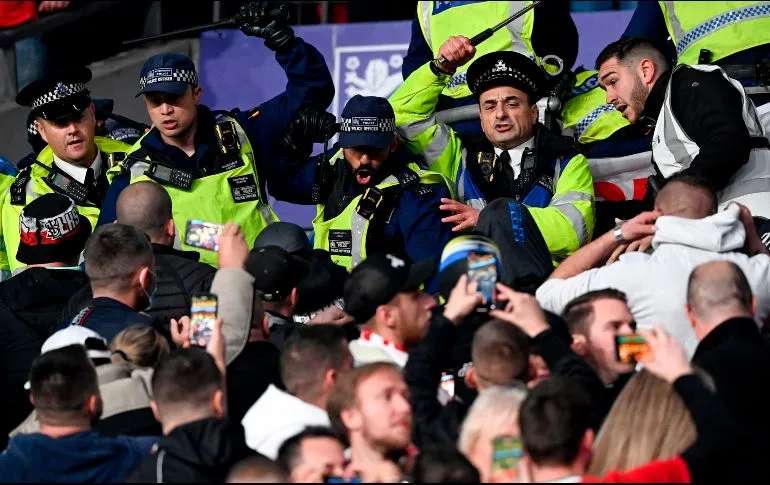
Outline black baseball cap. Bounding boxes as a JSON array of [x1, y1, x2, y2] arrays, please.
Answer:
[[253, 222, 313, 258], [137, 53, 198, 97], [344, 253, 436, 322], [245, 246, 309, 302], [338, 95, 395, 149]]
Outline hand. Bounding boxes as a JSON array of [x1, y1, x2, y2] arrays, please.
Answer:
[[218, 223, 249, 269], [734, 202, 770, 256], [443, 274, 484, 325], [435, 36, 476, 74], [38, 1, 71, 12], [440, 198, 479, 232], [638, 327, 692, 383], [237, 1, 294, 51], [619, 210, 661, 242], [283, 106, 337, 157], [606, 235, 653, 264], [489, 283, 549, 337], [170, 316, 191, 349]]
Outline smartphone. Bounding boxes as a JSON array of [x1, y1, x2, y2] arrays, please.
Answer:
[[185, 220, 223, 252], [615, 334, 650, 364], [491, 435, 523, 482], [190, 293, 218, 347], [467, 252, 498, 310]]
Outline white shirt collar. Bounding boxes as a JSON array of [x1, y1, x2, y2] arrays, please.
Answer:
[[53, 151, 102, 184], [493, 136, 535, 179], [351, 330, 408, 368]]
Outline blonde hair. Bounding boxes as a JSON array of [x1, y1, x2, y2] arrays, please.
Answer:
[[588, 370, 696, 475], [110, 325, 169, 368], [458, 385, 527, 455]]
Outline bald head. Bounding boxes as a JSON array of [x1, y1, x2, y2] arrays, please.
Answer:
[[687, 261, 753, 330], [654, 177, 717, 219], [116, 182, 173, 243]]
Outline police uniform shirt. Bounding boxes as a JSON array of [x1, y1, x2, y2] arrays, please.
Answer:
[[493, 136, 534, 180], [52, 151, 103, 184]]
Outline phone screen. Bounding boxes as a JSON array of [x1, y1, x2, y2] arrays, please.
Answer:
[[185, 220, 223, 252], [467, 252, 498, 310], [491, 435, 523, 482], [615, 334, 650, 364], [190, 294, 218, 347]]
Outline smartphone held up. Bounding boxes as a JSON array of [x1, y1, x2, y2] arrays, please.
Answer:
[[190, 293, 218, 347]]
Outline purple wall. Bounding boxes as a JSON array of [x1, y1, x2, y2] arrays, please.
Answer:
[[199, 10, 633, 227]]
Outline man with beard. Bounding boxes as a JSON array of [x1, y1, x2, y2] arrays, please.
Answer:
[[271, 95, 452, 271], [596, 37, 770, 222]]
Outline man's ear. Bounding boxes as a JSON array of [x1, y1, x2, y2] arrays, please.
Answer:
[[638, 58, 657, 86], [150, 400, 162, 423], [529, 102, 538, 124], [261, 313, 271, 338], [464, 366, 478, 390], [685, 304, 697, 329], [85, 394, 100, 417], [211, 389, 226, 418], [570, 333, 588, 356], [36, 120, 49, 144], [341, 407, 362, 433], [192, 86, 203, 104], [289, 287, 299, 307], [377, 304, 398, 330], [323, 368, 337, 395], [164, 218, 176, 241]]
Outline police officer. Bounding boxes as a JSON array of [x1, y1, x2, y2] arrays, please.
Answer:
[[402, 1, 577, 139], [100, 1, 334, 267], [4, 66, 129, 275], [270, 95, 453, 272], [596, 37, 770, 221], [93, 98, 147, 146], [392, 36, 595, 262]]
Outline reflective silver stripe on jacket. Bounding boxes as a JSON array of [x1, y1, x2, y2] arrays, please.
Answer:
[[349, 174, 399, 268], [555, 203, 588, 246]]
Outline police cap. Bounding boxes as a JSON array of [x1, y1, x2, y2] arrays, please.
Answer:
[[466, 51, 547, 101]]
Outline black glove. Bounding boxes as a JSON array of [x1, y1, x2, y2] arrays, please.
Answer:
[[237, 1, 295, 52], [283, 106, 338, 159]]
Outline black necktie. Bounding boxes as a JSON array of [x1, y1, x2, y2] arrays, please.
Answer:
[[496, 150, 519, 199], [85, 167, 108, 204]]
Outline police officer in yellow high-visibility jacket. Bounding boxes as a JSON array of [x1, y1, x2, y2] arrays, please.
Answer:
[[392, 36, 594, 262], [402, 1, 578, 137], [2, 66, 129, 275]]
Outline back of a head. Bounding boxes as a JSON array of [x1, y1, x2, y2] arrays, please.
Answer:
[[227, 455, 288, 483], [472, 320, 531, 386], [654, 175, 718, 219], [152, 348, 223, 418], [111, 325, 170, 368], [281, 325, 351, 401], [687, 260, 753, 323], [326, 361, 400, 439], [277, 426, 346, 475], [519, 377, 593, 467], [413, 445, 481, 483], [253, 222, 313, 259], [29, 344, 99, 424], [458, 385, 527, 456], [85, 223, 153, 291], [293, 251, 348, 317], [588, 369, 695, 475], [116, 181, 173, 241], [595, 36, 669, 72]]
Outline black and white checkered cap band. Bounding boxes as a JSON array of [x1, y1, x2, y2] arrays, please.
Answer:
[[27, 120, 38, 136], [138, 68, 198, 90], [339, 116, 395, 133], [31, 82, 87, 109], [472, 59, 538, 94]]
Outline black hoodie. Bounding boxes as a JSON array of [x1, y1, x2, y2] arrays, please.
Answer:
[[126, 418, 253, 483]]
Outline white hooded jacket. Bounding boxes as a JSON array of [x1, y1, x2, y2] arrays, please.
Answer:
[[537, 204, 770, 355], [240, 384, 330, 459]]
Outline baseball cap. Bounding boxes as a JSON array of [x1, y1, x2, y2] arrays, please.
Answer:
[[344, 253, 436, 322], [24, 326, 111, 389], [253, 222, 313, 258], [338, 95, 396, 149], [245, 246, 309, 302], [137, 53, 198, 97]]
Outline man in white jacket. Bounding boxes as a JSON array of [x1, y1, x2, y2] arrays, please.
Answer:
[[240, 325, 353, 459], [537, 175, 770, 356]]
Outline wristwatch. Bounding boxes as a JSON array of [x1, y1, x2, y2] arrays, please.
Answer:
[[613, 221, 625, 242]]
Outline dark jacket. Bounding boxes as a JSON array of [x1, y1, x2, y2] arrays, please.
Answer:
[[405, 312, 474, 448], [126, 418, 252, 483], [691, 316, 770, 481], [643, 67, 754, 192], [70, 297, 153, 343], [98, 36, 335, 225], [64, 244, 215, 340], [227, 341, 283, 426], [0, 267, 89, 449], [0, 431, 155, 482]]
